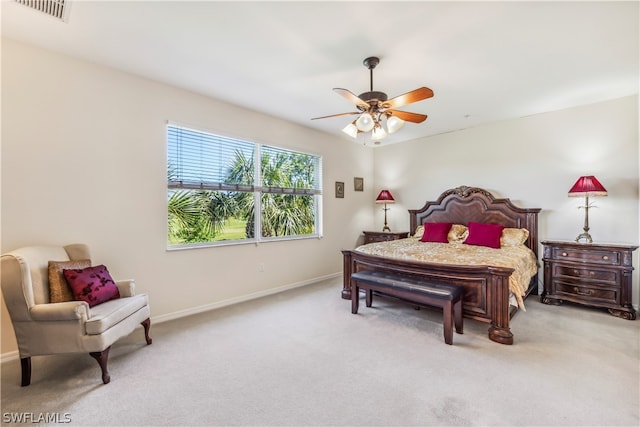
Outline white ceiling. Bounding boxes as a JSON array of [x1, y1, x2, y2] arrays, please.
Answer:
[[2, 0, 639, 146]]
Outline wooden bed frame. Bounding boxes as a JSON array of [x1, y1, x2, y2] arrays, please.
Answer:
[[342, 186, 541, 345]]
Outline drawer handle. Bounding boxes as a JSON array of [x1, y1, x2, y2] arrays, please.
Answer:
[[573, 269, 595, 276], [561, 252, 567, 257], [574, 287, 593, 296], [602, 256, 609, 260]]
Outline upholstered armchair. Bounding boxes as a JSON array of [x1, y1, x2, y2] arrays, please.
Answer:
[[1, 244, 152, 386]]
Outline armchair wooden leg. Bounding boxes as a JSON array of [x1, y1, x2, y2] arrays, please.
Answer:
[[89, 347, 111, 384], [20, 357, 31, 387], [141, 318, 152, 345]]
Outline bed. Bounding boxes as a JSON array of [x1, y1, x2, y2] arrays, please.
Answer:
[[341, 185, 541, 345]]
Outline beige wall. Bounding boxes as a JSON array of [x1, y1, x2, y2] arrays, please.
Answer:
[[1, 38, 375, 355], [372, 95, 639, 303]]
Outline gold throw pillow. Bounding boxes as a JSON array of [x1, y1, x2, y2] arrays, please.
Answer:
[[48, 259, 92, 303]]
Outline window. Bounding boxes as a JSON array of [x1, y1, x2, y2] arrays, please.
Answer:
[[167, 124, 322, 248]]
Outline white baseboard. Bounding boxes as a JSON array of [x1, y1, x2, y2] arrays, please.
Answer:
[[2, 350, 19, 363], [152, 272, 340, 325], [0, 273, 341, 364]]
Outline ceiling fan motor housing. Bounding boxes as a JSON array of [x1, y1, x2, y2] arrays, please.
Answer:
[[359, 91, 388, 104]]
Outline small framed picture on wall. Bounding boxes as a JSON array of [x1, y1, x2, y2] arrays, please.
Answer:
[[354, 177, 364, 192], [335, 181, 344, 198]]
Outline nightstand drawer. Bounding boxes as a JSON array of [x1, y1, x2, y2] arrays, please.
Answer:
[[376, 234, 399, 242], [552, 247, 620, 265], [554, 281, 618, 304], [362, 231, 409, 244], [553, 265, 617, 282]]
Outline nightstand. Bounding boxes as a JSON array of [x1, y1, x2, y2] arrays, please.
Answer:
[[363, 231, 409, 244], [541, 240, 638, 320]]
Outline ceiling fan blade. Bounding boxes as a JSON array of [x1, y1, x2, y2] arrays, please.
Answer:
[[311, 111, 360, 120], [333, 88, 370, 109], [388, 110, 428, 123], [382, 87, 434, 109]]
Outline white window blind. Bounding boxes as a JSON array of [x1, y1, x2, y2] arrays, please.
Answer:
[[167, 125, 255, 192], [168, 125, 322, 195]]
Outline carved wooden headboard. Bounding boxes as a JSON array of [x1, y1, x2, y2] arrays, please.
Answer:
[[408, 186, 541, 259]]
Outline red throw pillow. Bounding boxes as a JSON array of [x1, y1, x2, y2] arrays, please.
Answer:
[[464, 222, 505, 249], [420, 222, 453, 243], [63, 265, 120, 307]]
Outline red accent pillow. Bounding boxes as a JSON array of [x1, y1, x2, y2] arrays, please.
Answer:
[[464, 222, 505, 249], [420, 222, 453, 243], [63, 265, 120, 307]]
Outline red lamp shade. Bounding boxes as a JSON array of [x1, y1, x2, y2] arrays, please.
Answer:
[[568, 176, 608, 197], [375, 190, 395, 204]]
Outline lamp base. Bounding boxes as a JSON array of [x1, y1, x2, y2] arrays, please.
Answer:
[[575, 232, 593, 244], [381, 203, 391, 232], [575, 196, 593, 244]]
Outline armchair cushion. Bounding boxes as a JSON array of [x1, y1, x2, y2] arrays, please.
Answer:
[[63, 265, 120, 307], [85, 294, 149, 335], [48, 259, 92, 303]]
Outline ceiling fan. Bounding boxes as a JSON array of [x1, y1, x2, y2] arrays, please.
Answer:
[[312, 56, 434, 141]]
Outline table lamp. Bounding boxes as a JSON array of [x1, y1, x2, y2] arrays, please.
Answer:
[[375, 190, 395, 232], [568, 175, 607, 243]]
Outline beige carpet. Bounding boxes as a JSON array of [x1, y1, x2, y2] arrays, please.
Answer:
[[1, 277, 639, 426]]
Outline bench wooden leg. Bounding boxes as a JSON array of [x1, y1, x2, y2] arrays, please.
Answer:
[[454, 299, 464, 334], [443, 301, 454, 345], [351, 283, 359, 314], [365, 289, 373, 307]]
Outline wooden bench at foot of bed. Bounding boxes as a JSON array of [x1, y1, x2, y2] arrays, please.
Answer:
[[351, 270, 464, 345]]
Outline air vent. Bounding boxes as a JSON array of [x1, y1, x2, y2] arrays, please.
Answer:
[[14, 0, 71, 22]]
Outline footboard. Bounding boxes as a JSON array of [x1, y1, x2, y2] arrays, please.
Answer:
[[342, 250, 516, 345]]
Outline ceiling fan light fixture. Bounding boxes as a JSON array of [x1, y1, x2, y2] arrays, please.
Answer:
[[372, 123, 387, 141], [386, 115, 405, 134], [355, 113, 375, 132], [342, 122, 358, 138]]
